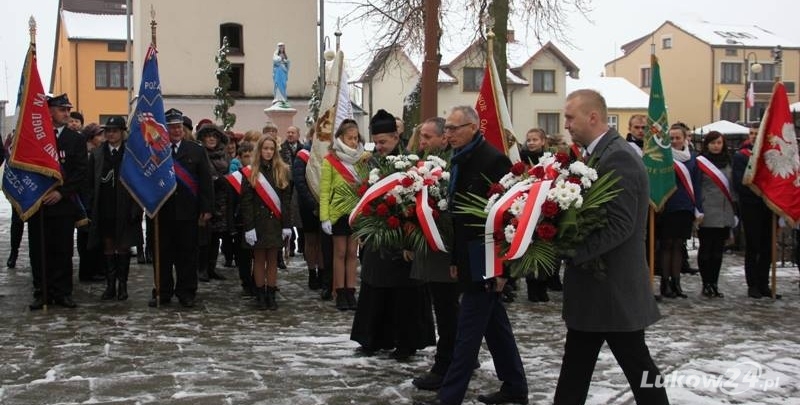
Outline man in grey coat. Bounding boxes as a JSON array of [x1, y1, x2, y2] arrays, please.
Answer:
[[554, 89, 669, 404]]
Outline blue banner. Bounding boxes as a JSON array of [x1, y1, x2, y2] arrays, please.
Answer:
[[2, 164, 59, 220], [120, 45, 176, 218]]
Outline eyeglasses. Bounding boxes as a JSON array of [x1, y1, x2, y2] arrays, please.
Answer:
[[444, 122, 471, 132]]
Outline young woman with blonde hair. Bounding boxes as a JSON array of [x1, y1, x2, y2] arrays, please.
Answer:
[[241, 134, 293, 310]]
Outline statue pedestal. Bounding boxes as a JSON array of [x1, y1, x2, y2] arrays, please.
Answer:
[[264, 103, 297, 134]]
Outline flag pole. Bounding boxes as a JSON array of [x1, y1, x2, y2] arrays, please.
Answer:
[[28, 16, 50, 312], [649, 206, 655, 292], [770, 214, 777, 299], [150, 6, 162, 308]]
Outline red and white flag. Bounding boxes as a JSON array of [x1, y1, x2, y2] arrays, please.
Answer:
[[743, 82, 800, 226], [745, 81, 755, 110], [475, 51, 520, 163]]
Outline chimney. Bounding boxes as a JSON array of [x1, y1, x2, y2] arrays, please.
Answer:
[[506, 29, 515, 43]]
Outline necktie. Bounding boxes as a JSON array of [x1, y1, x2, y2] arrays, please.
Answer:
[[111, 148, 118, 157], [171, 143, 178, 157], [54, 129, 59, 139]]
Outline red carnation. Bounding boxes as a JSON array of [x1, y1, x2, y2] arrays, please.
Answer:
[[358, 183, 369, 196], [406, 204, 416, 217], [541, 200, 560, 217], [424, 178, 435, 186], [385, 195, 397, 206], [511, 162, 526, 176], [488, 182, 505, 197], [387, 216, 401, 229], [362, 205, 373, 216], [567, 177, 582, 185], [401, 176, 414, 188], [555, 152, 570, 165], [536, 222, 557, 240], [509, 217, 520, 227], [530, 166, 545, 179], [493, 230, 505, 242], [376, 203, 390, 217]]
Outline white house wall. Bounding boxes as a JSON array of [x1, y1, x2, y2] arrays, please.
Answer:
[[512, 50, 570, 137]]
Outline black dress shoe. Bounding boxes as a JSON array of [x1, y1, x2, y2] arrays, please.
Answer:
[[7, 251, 18, 268], [29, 297, 48, 310], [477, 390, 529, 405], [208, 270, 226, 280], [53, 296, 77, 308], [390, 348, 416, 361], [179, 297, 195, 308], [747, 286, 762, 299], [278, 260, 287, 270], [148, 297, 171, 307], [412, 372, 443, 391], [413, 399, 444, 405]]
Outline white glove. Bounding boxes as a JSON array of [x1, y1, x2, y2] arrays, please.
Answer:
[[245, 229, 257, 246], [321, 220, 333, 235], [282, 228, 292, 239]]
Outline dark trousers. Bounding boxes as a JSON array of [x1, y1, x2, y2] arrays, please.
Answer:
[[76, 228, 104, 280], [554, 329, 669, 405], [153, 219, 198, 301], [740, 201, 773, 288], [428, 281, 460, 376], [28, 213, 75, 299], [438, 289, 527, 405], [697, 227, 729, 285], [10, 210, 24, 253]]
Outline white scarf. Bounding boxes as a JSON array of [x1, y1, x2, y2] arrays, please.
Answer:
[[333, 137, 365, 165], [672, 145, 691, 163]]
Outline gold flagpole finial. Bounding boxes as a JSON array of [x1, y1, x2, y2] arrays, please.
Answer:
[[150, 5, 157, 46], [487, 28, 495, 59], [335, 17, 342, 52], [29, 16, 37, 44]]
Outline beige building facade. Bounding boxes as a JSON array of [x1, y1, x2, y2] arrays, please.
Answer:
[[605, 20, 799, 129]]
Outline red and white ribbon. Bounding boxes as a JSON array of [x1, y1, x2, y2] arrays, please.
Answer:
[[349, 172, 406, 225], [504, 180, 552, 261], [673, 160, 695, 204], [696, 155, 734, 204], [484, 181, 531, 278], [415, 186, 447, 252], [243, 166, 282, 219]]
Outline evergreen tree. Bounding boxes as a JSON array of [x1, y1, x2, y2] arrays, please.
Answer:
[[214, 36, 236, 131]]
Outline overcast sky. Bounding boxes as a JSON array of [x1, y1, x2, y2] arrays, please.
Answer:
[[2, 0, 799, 113]]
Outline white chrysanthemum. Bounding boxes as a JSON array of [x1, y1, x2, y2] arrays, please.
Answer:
[[438, 199, 449, 211], [394, 161, 408, 169], [504, 224, 516, 243], [415, 165, 429, 176], [500, 172, 520, 188], [573, 195, 584, 209], [585, 168, 598, 181], [369, 173, 380, 184], [386, 155, 398, 163], [580, 176, 592, 188], [407, 154, 420, 161], [508, 195, 527, 216], [569, 161, 588, 176], [428, 155, 447, 168], [441, 172, 450, 181]]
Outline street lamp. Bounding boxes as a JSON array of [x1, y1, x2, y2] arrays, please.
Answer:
[[744, 52, 762, 123]]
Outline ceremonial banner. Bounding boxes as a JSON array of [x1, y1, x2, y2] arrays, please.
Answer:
[[744, 82, 800, 226], [307, 49, 353, 200], [714, 86, 730, 109], [644, 54, 676, 211], [475, 50, 521, 162], [119, 44, 176, 217], [2, 42, 63, 220]]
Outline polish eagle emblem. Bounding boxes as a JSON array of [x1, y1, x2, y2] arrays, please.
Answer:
[[763, 123, 800, 186]]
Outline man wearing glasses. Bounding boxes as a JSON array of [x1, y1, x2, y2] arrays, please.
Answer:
[[626, 114, 647, 157]]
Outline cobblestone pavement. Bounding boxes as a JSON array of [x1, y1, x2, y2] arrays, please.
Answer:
[[0, 199, 799, 404]]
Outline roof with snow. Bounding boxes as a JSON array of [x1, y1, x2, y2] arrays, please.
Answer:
[[566, 76, 648, 109], [672, 20, 798, 48], [61, 10, 131, 41], [692, 120, 750, 135]]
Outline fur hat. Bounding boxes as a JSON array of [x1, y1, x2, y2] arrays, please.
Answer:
[[196, 125, 228, 145]]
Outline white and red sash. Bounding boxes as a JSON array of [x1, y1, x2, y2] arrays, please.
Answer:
[[696, 155, 734, 204], [325, 154, 358, 185], [296, 149, 310, 164], [673, 160, 695, 205], [415, 186, 447, 253], [349, 172, 405, 225], [242, 165, 282, 219], [225, 170, 243, 194]]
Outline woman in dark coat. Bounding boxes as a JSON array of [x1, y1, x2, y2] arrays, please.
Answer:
[[241, 134, 292, 310], [87, 116, 142, 301], [197, 125, 231, 281]]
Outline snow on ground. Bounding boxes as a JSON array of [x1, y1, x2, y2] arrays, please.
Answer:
[[0, 198, 799, 404]]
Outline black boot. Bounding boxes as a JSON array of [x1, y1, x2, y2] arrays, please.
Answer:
[[710, 284, 724, 298], [266, 286, 278, 310], [660, 276, 676, 299], [6, 249, 18, 268], [548, 269, 563, 291], [701, 283, 714, 298], [117, 253, 130, 301], [335, 288, 349, 310], [255, 286, 268, 310], [308, 268, 321, 290], [136, 245, 146, 264], [526, 278, 539, 302], [671, 276, 688, 298], [535, 281, 550, 302], [346, 287, 358, 310], [319, 268, 332, 300], [101, 255, 117, 300]]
